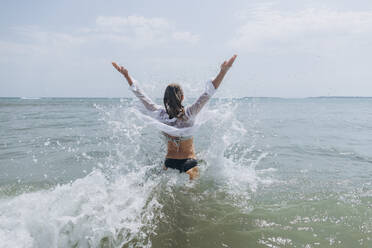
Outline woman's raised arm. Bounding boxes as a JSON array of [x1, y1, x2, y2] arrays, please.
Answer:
[[112, 62, 134, 86], [212, 54, 237, 89], [112, 62, 161, 112], [186, 55, 237, 118]]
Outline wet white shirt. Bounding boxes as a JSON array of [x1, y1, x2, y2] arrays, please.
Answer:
[[129, 80, 216, 137]]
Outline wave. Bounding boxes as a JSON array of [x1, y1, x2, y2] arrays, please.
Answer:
[[20, 97, 41, 100], [0, 98, 272, 247]]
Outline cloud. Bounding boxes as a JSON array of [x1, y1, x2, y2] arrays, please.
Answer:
[[0, 26, 86, 61], [12, 26, 85, 46], [1, 15, 199, 57], [0, 40, 43, 56], [172, 31, 199, 44], [96, 15, 170, 30], [230, 8, 372, 51], [89, 15, 199, 46]]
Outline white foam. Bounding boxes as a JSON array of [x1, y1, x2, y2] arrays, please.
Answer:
[[20, 97, 41, 100], [198, 101, 273, 210], [0, 98, 274, 247], [0, 168, 162, 248]]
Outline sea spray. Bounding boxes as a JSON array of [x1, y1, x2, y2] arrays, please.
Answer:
[[0, 162, 168, 247], [2, 97, 370, 247], [0, 96, 272, 247], [197, 99, 271, 212]]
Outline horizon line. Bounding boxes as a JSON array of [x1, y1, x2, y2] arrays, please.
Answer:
[[1, 96, 372, 99]]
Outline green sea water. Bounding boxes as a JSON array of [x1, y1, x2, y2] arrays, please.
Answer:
[[0, 97, 371, 247]]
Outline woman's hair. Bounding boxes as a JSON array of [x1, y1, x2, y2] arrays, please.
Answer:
[[163, 84, 184, 119]]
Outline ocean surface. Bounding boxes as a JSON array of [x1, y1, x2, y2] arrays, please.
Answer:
[[0, 97, 371, 248]]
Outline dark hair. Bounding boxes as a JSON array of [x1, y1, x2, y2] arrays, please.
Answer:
[[163, 84, 184, 119]]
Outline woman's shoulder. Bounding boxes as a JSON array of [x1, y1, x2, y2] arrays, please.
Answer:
[[184, 105, 196, 119]]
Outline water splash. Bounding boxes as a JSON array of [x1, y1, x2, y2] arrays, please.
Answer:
[[0, 97, 270, 247]]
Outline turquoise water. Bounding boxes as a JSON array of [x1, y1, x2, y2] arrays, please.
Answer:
[[0, 97, 371, 247]]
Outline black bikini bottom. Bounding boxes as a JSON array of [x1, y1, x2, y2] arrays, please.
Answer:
[[164, 158, 198, 173]]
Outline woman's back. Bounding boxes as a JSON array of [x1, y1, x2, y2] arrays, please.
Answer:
[[165, 135, 195, 159], [112, 54, 237, 179]]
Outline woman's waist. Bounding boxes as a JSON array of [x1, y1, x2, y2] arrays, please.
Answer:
[[166, 139, 195, 159], [166, 139, 194, 150], [166, 151, 196, 159], [163, 133, 193, 142]]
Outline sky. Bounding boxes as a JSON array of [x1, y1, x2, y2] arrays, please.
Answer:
[[1, 0, 372, 98]]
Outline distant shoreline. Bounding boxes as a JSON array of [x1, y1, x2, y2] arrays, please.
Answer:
[[1, 96, 372, 100]]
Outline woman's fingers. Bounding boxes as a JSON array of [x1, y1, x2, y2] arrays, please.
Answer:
[[112, 62, 121, 71], [220, 54, 237, 72], [112, 62, 129, 76], [227, 54, 237, 67]]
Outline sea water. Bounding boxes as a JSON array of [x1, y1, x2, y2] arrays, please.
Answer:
[[0, 97, 371, 247]]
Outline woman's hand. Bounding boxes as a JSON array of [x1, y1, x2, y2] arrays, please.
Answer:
[[212, 54, 238, 89], [112, 62, 133, 86], [112, 62, 129, 77], [220, 54, 237, 73]]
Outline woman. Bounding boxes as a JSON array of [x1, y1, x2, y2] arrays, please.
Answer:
[[112, 54, 237, 180]]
